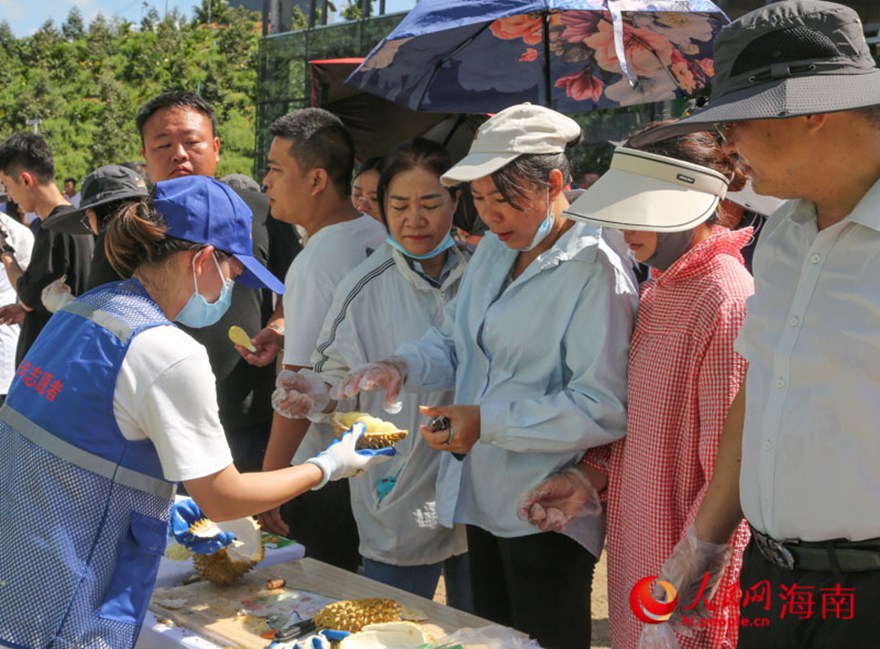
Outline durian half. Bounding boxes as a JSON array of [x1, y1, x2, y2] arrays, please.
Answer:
[[190, 516, 264, 585], [331, 411, 408, 450], [314, 598, 403, 633]]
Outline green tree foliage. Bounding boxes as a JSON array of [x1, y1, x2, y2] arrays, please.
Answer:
[[62, 8, 86, 41], [341, 1, 373, 21], [0, 3, 263, 185], [290, 7, 310, 31], [194, 0, 234, 27]]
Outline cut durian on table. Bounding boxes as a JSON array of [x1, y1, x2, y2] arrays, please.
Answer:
[[338, 621, 432, 649], [314, 598, 402, 633], [190, 516, 264, 585], [331, 411, 408, 450]]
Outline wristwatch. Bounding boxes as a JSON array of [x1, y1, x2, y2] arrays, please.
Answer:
[[0, 244, 14, 256]]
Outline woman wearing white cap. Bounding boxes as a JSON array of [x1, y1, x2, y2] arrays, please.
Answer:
[[335, 103, 638, 649], [523, 128, 754, 649], [0, 176, 392, 648]]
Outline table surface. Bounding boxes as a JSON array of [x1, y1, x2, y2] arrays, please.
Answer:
[[145, 557, 497, 649], [138, 538, 304, 649]]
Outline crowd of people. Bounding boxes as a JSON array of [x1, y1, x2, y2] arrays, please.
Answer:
[[0, 1, 878, 648]]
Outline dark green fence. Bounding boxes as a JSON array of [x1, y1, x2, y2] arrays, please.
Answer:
[[254, 13, 406, 177]]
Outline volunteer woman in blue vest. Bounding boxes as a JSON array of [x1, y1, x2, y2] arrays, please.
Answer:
[[0, 176, 391, 649], [335, 104, 639, 649]]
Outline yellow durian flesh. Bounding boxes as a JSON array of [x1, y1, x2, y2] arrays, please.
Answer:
[[190, 516, 264, 585], [313, 598, 402, 633], [331, 411, 408, 449]]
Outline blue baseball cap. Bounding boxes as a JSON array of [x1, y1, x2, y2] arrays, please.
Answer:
[[153, 175, 285, 294]]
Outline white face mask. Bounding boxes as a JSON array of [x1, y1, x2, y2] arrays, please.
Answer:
[[516, 190, 555, 252]]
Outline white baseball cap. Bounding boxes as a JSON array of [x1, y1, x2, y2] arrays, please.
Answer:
[[563, 147, 729, 232], [440, 103, 582, 187]]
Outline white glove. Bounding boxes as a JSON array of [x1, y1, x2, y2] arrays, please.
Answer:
[[333, 357, 407, 414], [41, 277, 74, 313], [517, 466, 602, 532], [271, 368, 331, 419], [305, 423, 396, 489]]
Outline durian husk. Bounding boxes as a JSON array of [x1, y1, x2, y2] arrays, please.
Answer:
[[331, 411, 408, 450], [190, 516, 264, 586], [313, 598, 402, 633]]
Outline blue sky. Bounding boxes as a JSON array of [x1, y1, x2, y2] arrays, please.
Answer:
[[2, 0, 415, 37], [2, 0, 205, 36]]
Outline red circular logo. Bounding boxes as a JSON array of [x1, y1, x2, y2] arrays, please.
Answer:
[[629, 576, 679, 624]]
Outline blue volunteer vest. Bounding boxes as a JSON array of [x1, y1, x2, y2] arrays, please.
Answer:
[[0, 279, 177, 648]]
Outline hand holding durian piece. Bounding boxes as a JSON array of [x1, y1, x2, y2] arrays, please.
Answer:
[[331, 411, 408, 449]]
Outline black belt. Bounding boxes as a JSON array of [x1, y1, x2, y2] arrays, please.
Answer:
[[751, 526, 880, 573]]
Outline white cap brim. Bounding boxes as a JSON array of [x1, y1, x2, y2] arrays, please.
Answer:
[[563, 148, 728, 233], [440, 151, 520, 187]]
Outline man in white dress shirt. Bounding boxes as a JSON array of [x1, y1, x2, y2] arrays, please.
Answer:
[[631, 2, 880, 646]]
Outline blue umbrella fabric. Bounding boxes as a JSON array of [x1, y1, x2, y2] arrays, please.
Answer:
[[346, 0, 729, 114]]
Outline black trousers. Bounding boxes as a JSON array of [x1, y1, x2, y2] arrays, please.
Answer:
[[738, 537, 880, 648], [225, 421, 271, 473], [466, 524, 596, 649], [281, 478, 361, 573]]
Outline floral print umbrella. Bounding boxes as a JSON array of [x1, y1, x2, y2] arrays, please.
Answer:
[[346, 0, 728, 114]]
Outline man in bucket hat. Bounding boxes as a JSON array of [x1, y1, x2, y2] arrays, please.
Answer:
[[631, 2, 880, 647]]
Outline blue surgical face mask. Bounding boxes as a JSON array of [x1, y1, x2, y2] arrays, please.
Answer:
[[516, 191, 555, 252], [175, 251, 234, 328], [385, 232, 456, 261]]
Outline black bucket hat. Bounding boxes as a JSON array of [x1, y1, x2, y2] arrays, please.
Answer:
[[629, 0, 880, 146], [44, 164, 149, 234]]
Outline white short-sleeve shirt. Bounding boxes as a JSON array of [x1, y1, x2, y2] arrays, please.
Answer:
[[281, 215, 387, 367], [114, 325, 233, 483], [736, 180, 880, 542]]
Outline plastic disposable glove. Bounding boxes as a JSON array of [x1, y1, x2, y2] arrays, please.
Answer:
[[41, 277, 74, 313], [517, 466, 602, 532], [272, 368, 331, 419], [306, 422, 396, 489], [637, 623, 681, 649], [637, 524, 732, 646], [170, 498, 235, 555], [333, 356, 407, 414]]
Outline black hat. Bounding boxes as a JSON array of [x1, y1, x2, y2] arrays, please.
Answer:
[[44, 164, 149, 234], [629, 0, 880, 146]]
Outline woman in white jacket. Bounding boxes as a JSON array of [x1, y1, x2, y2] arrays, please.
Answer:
[[273, 137, 471, 608]]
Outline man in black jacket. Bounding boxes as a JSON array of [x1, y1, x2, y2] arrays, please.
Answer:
[[136, 91, 301, 472], [0, 133, 93, 364]]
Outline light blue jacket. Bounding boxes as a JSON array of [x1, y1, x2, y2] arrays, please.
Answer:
[[397, 222, 637, 555]]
